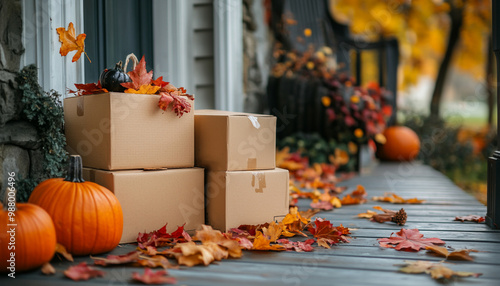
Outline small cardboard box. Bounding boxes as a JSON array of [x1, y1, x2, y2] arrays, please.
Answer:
[[195, 110, 276, 171], [65, 92, 194, 170], [206, 168, 289, 231], [82, 167, 204, 243]]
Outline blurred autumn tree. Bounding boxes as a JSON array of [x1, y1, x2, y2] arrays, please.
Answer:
[[331, 0, 492, 121]]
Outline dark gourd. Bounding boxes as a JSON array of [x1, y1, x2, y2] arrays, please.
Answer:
[[99, 61, 131, 92]]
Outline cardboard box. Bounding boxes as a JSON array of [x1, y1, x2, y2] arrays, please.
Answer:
[[195, 110, 276, 171], [82, 167, 204, 243], [65, 92, 194, 170], [206, 168, 289, 231]]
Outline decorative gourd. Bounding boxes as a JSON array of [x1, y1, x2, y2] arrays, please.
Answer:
[[378, 126, 420, 161], [0, 190, 57, 272], [99, 60, 131, 92], [28, 155, 123, 256]]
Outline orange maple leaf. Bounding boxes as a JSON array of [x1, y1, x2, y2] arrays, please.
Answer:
[[251, 231, 286, 251], [372, 192, 425, 204], [121, 55, 154, 90], [56, 22, 90, 63], [124, 84, 161, 95]]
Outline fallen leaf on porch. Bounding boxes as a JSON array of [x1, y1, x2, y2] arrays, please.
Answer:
[[92, 251, 140, 266], [308, 218, 351, 243], [455, 215, 485, 223], [234, 237, 254, 249], [195, 225, 242, 258], [262, 221, 284, 242], [137, 224, 191, 248], [277, 238, 315, 252], [310, 189, 342, 210], [340, 185, 367, 205], [41, 262, 55, 275], [281, 207, 311, 237], [55, 243, 74, 262], [378, 228, 445, 251], [56, 22, 90, 62], [131, 268, 177, 285], [425, 245, 479, 261], [251, 231, 286, 251], [174, 242, 215, 266], [316, 238, 335, 249], [358, 206, 407, 225], [398, 260, 482, 280], [69, 82, 108, 96], [299, 209, 320, 219], [372, 192, 425, 204], [135, 255, 178, 269], [64, 262, 105, 281]]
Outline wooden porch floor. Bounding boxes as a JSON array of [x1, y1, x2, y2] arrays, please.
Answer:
[[4, 162, 500, 285]]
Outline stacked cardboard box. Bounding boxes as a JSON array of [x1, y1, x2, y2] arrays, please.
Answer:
[[195, 110, 289, 231], [64, 92, 204, 243]]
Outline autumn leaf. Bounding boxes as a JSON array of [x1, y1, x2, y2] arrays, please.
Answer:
[[68, 82, 108, 96], [195, 225, 242, 258], [135, 255, 178, 269], [262, 221, 284, 242], [235, 237, 253, 249], [310, 200, 334, 210], [56, 22, 90, 62], [308, 218, 351, 243], [340, 185, 367, 205], [251, 231, 286, 251], [125, 84, 161, 95], [378, 229, 445, 251], [281, 207, 310, 237], [316, 238, 335, 249], [174, 241, 215, 266], [425, 245, 479, 261], [357, 210, 377, 218], [55, 243, 74, 262], [64, 262, 105, 281], [92, 251, 140, 266], [310, 189, 342, 210], [152, 76, 170, 88], [137, 224, 191, 248], [455, 215, 485, 223], [372, 192, 425, 204], [121, 55, 154, 90], [398, 260, 482, 280], [358, 206, 407, 226], [41, 262, 55, 275], [132, 268, 177, 285], [277, 238, 315, 252]]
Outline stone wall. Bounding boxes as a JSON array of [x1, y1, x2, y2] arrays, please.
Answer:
[[0, 0, 43, 200]]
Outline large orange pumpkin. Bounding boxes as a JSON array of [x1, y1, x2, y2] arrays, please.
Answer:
[[378, 126, 420, 161], [29, 155, 123, 256], [0, 192, 56, 272]]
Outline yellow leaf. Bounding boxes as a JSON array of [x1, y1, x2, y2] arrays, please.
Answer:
[[124, 84, 161, 94]]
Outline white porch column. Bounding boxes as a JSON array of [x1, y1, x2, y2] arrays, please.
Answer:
[[22, 0, 85, 98]]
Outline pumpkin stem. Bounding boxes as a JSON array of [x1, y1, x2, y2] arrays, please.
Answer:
[[124, 53, 139, 73], [64, 155, 85, 183], [116, 60, 123, 71]]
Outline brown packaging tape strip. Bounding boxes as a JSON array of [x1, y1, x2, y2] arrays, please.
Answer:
[[251, 172, 266, 193], [247, 158, 257, 169], [77, 96, 85, 116]]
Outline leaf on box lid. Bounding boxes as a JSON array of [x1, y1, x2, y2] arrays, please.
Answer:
[[125, 84, 161, 94], [69, 82, 108, 96], [378, 228, 445, 251], [121, 55, 153, 90], [131, 268, 177, 285], [64, 262, 105, 281]]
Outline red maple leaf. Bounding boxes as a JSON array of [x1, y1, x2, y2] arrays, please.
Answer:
[[64, 262, 105, 281], [307, 218, 350, 243], [121, 55, 154, 90], [378, 228, 446, 251], [131, 268, 177, 285], [455, 215, 485, 223], [276, 238, 315, 252], [69, 82, 108, 96], [152, 76, 170, 88], [137, 224, 191, 248], [92, 251, 140, 266]]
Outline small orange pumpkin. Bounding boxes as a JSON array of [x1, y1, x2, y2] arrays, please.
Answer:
[[29, 155, 123, 256], [0, 191, 56, 272], [378, 126, 420, 161]]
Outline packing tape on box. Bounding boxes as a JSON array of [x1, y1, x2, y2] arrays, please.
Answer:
[[248, 115, 260, 129], [77, 96, 85, 116], [247, 158, 257, 169], [251, 172, 266, 193]]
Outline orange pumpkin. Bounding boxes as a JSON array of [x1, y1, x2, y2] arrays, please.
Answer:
[[0, 192, 56, 272], [378, 126, 420, 161], [29, 155, 123, 256]]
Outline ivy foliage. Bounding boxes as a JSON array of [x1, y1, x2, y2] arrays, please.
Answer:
[[15, 65, 68, 201]]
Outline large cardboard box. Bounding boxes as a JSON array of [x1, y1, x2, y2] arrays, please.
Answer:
[[82, 167, 204, 243], [195, 110, 276, 171], [65, 92, 194, 170], [206, 168, 289, 231]]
